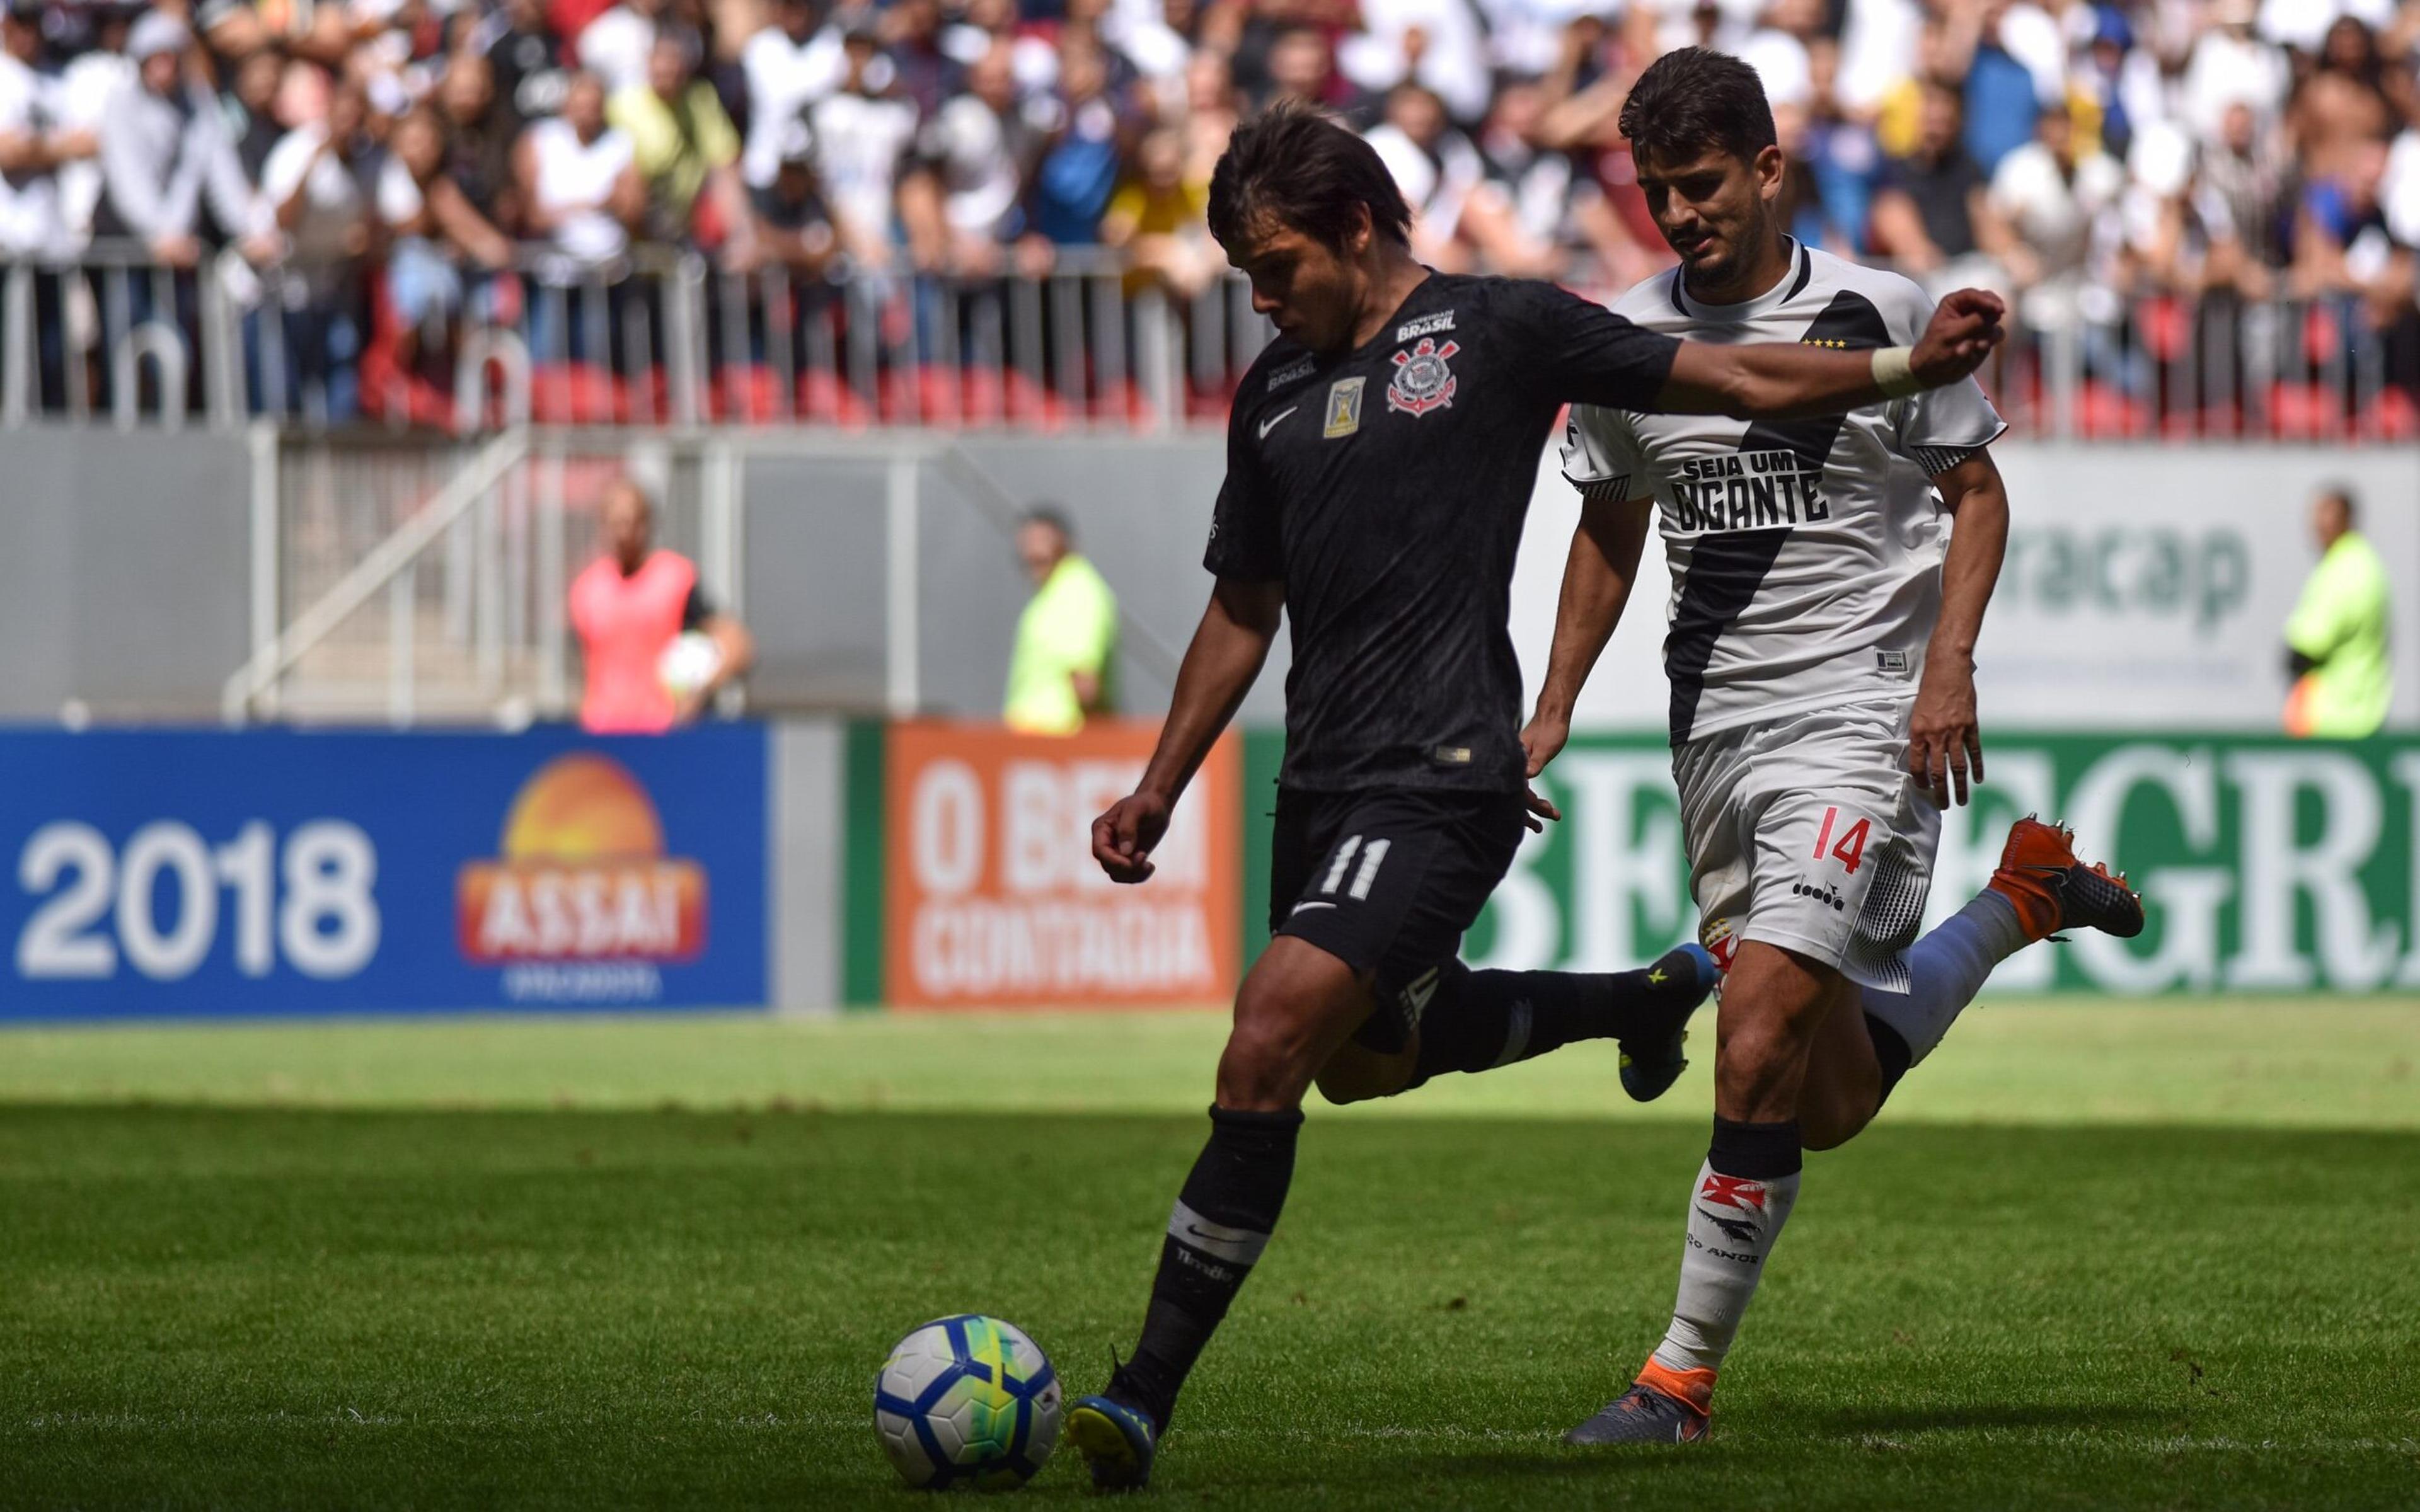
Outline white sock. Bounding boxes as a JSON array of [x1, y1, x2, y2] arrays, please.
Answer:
[[1860, 890, 2029, 1067], [1648, 1132, 1802, 1378]]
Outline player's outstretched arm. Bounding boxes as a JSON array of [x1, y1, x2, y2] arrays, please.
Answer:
[[1654, 289, 2007, 421], [1091, 576, 1284, 884], [1908, 449, 2010, 808], [1522, 495, 1653, 785]]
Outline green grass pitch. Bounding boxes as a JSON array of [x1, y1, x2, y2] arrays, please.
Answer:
[[3, 1001, 2417, 1509]]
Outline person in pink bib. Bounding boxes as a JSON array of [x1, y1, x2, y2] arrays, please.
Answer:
[[568, 479, 753, 732]]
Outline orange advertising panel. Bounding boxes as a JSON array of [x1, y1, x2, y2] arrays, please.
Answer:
[[884, 721, 1241, 1009]]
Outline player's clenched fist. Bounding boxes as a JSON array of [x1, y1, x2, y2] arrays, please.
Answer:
[[1912, 289, 2006, 386], [1091, 790, 1171, 883]]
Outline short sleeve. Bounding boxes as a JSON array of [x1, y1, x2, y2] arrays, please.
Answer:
[[1887, 284, 2007, 475], [1203, 407, 1284, 581], [1560, 405, 1647, 502], [1504, 280, 1681, 411]]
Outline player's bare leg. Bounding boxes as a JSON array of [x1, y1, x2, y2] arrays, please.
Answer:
[[1066, 935, 1370, 1491], [1570, 818, 2148, 1445], [1565, 938, 1827, 1445]]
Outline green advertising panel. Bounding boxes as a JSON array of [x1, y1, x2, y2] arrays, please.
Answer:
[[1243, 730, 2420, 995]]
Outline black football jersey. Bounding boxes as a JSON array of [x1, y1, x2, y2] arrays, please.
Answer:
[[1209, 272, 1680, 793]]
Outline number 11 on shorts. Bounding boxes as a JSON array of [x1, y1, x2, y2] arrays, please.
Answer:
[[1812, 807, 1870, 875]]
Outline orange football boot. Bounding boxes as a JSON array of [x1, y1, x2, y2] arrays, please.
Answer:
[[1988, 816, 2145, 942]]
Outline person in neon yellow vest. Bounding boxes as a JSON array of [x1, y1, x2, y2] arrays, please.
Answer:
[[1004, 507, 1119, 735], [2284, 485, 2392, 739]]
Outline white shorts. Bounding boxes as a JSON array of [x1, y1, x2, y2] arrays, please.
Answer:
[[1673, 699, 1941, 994]]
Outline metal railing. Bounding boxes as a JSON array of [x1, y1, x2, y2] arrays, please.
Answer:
[[8, 240, 2417, 441]]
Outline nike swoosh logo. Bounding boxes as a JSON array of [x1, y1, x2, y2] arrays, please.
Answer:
[[1290, 900, 1337, 914], [1259, 406, 1298, 440]]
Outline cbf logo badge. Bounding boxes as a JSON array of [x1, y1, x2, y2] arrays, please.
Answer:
[[1386, 337, 1458, 416]]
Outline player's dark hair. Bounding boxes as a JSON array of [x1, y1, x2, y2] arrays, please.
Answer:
[[2319, 484, 2360, 522], [1207, 101, 1412, 255], [1618, 47, 1778, 170], [1020, 504, 1074, 541]]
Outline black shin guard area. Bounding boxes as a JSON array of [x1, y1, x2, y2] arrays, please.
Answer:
[[1407, 956, 1695, 1087], [1864, 1012, 1914, 1103], [1114, 1105, 1303, 1432], [1709, 1114, 1804, 1179]]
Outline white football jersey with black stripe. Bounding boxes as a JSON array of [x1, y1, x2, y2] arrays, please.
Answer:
[[1561, 243, 2005, 747]]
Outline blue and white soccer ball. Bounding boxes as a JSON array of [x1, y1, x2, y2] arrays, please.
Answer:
[[873, 1315, 1063, 1489]]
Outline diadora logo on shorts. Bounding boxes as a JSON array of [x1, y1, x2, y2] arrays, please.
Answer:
[[1387, 337, 1459, 415], [1791, 877, 1847, 912], [1395, 309, 1456, 342]]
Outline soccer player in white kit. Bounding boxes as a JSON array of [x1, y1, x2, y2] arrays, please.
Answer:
[[1521, 49, 2146, 1444]]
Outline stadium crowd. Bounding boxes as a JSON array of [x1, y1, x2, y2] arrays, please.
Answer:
[[2, 0, 2417, 424]]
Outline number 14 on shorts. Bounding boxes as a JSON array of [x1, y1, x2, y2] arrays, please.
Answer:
[[1812, 807, 1871, 875]]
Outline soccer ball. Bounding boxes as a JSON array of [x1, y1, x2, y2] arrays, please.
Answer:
[[657, 630, 722, 697], [873, 1315, 1063, 1489]]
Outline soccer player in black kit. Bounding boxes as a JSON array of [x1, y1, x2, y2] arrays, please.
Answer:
[[1065, 103, 2005, 1490]]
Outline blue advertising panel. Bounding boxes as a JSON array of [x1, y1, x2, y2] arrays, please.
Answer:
[[0, 726, 767, 1021]]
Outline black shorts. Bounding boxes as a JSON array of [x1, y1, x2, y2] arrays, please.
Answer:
[[1267, 785, 1528, 1051]]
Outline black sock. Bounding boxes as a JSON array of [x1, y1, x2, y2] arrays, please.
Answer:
[[1408, 949, 1701, 1087], [1108, 1104, 1303, 1433], [1864, 1013, 1913, 1104]]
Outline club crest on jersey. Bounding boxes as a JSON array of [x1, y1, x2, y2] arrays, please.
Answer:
[[1387, 337, 1459, 416], [1325, 376, 1364, 437]]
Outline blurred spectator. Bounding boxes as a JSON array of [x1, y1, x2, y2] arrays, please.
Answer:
[[1979, 104, 2124, 331], [478, 0, 573, 129], [519, 69, 643, 272], [260, 75, 381, 419], [740, 0, 843, 192], [609, 26, 755, 265], [517, 68, 642, 364], [1178, 50, 1236, 191], [579, 0, 666, 98], [2196, 98, 2291, 294], [1004, 505, 1116, 736], [2289, 17, 2397, 190], [378, 105, 513, 369], [226, 50, 289, 190], [749, 117, 837, 274], [95, 12, 257, 270], [54, 0, 132, 246], [908, 40, 1044, 272], [2182, 0, 2289, 140], [572, 478, 754, 733], [1258, 25, 1339, 114], [1100, 125, 1211, 296], [1337, 0, 1490, 124], [810, 26, 918, 266], [1962, 1, 2064, 174], [1028, 37, 1138, 244], [0, 0, 88, 264], [1364, 81, 1548, 276], [438, 54, 521, 232], [2283, 484, 2391, 740], [884, 0, 967, 122], [1870, 79, 1990, 289]]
